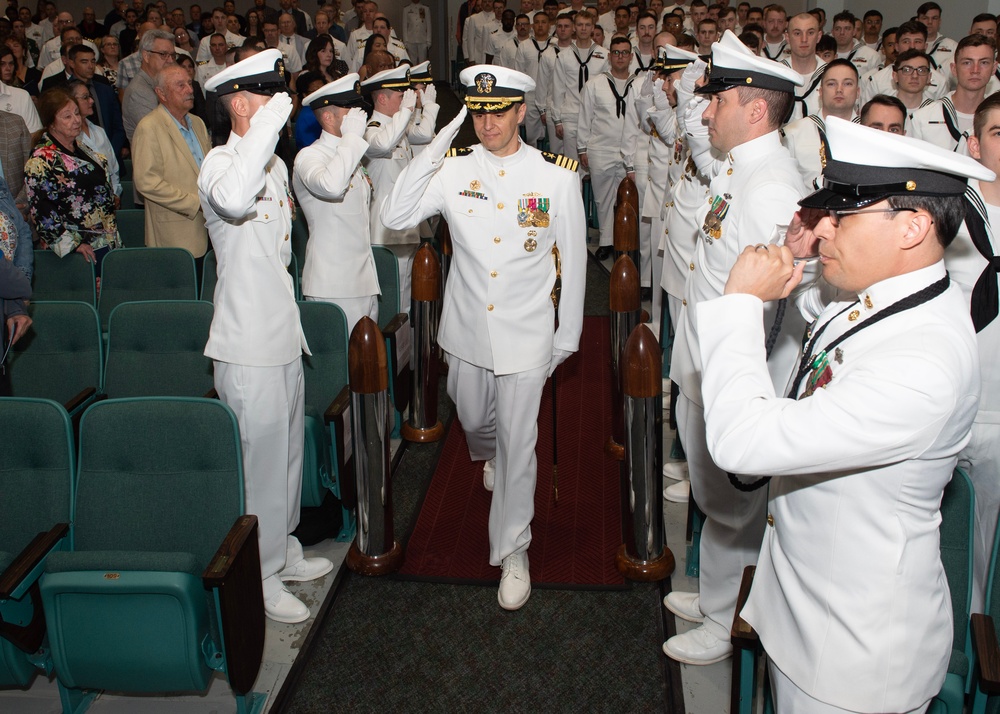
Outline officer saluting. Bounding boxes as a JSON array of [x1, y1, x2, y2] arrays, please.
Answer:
[[700, 118, 992, 712], [295, 73, 381, 334], [380, 65, 586, 611], [200, 48, 333, 625]]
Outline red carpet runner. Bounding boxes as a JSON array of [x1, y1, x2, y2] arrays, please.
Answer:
[[397, 316, 625, 588]]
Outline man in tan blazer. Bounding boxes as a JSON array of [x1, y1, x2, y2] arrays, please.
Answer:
[[132, 64, 211, 281]]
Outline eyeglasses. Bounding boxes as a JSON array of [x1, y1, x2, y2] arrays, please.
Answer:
[[895, 65, 930, 75], [827, 207, 916, 227], [609, 49, 631, 56], [74, 93, 92, 100], [146, 49, 178, 60]]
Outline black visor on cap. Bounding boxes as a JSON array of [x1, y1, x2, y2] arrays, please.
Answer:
[[799, 158, 971, 210]]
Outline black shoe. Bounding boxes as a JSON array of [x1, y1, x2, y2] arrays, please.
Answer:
[[640, 287, 653, 302], [595, 246, 613, 261]]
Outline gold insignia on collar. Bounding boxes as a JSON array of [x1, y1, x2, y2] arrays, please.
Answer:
[[848, 309, 860, 321], [471, 180, 481, 190], [864, 293, 873, 309]]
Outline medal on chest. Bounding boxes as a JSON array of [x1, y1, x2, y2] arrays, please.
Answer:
[[800, 350, 834, 398], [518, 196, 550, 228], [701, 194, 729, 243]]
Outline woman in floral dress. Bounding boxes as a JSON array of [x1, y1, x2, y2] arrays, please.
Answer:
[[25, 87, 122, 276]]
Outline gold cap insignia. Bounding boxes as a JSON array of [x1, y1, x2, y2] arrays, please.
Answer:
[[906, 180, 916, 191], [475, 72, 496, 94]]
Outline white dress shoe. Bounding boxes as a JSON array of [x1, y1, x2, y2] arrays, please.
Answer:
[[664, 479, 690, 503], [264, 587, 310, 624], [279, 556, 334, 583], [663, 591, 704, 623], [483, 457, 496, 492], [662, 626, 733, 665], [662, 461, 688, 481], [498, 551, 531, 610]]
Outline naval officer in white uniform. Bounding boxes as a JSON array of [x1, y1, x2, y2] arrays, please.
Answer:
[[662, 30, 808, 666], [698, 116, 989, 713], [200, 49, 333, 625], [295, 73, 381, 334], [381, 65, 586, 611]]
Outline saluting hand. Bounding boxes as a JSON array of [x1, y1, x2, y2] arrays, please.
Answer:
[[340, 107, 367, 138], [400, 88, 418, 112], [250, 92, 294, 132], [426, 105, 468, 163], [420, 82, 437, 106]]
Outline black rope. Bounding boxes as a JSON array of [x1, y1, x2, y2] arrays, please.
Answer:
[[727, 274, 951, 492]]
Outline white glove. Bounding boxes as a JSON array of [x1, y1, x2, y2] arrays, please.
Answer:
[[340, 107, 367, 138], [680, 58, 708, 95], [548, 348, 573, 377], [400, 88, 417, 112], [248, 91, 293, 132], [639, 70, 655, 97], [426, 105, 468, 163], [420, 82, 437, 106], [652, 77, 670, 112]]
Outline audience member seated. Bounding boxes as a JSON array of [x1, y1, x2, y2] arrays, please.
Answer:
[[97, 34, 121, 86], [305, 34, 346, 84], [2, 40, 41, 96], [25, 87, 122, 277]]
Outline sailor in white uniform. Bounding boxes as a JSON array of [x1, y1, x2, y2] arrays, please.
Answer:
[[662, 30, 808, 667], [380, 65, 586, 611], [199, 49, 333, 626], [699, 116, 989, 714], [294, 74, 381, 334]]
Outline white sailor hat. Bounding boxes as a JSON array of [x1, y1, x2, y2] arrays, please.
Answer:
[[303, 72, 366, 109], [697, 29, 804, 94], [655, 44, 698, 73], [204, 47, 287, 96], [409, 61, 433, 84], [800, 116, 997, 210], [360, 64, 411, 93], [459, 64, 535, 113]]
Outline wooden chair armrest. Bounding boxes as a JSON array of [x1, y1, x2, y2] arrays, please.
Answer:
[[382, 312, 409, 337], [973, 613, 1000, 694], [0, 523, 69, 599], [202, 515, 264, 696], [203, 388, 219, 399], [324, 385, 356, 508], [64, 386, 97, 414], [323, 385, 350, 424], [730, 565, 758, 650]]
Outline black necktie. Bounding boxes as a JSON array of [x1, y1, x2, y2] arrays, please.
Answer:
[[607, 76, 629, 117], [964, 190, 1000, 332], [575, 46, 595, 92]]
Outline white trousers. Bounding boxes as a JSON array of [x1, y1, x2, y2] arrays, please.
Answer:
[[545, 114, 563, 155], [524, 95, 544, 145], [305, 294, 379, 337], [560, 118, 579, 163], [214, 359, 305, 599], [769, 660, 930, 714], [677, 394, 767, 641], [408, 42, 428, 64], [446, 354, 548, 565], [588, 148, 625, 247], [960, 419, 1000, 613], [386, 243, 418, 315]]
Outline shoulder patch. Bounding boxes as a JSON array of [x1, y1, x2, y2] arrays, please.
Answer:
[[541, 151, 579, 172], [446, 147, 473, 157], [367, 121, 381, 128]]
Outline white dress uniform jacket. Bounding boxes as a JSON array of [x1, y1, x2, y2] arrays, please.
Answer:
[[364, 103, 439, 245], [860, 64, 950, 105], [837, 40, 880, 76], [294, 130, 380, 300], [200, 126, 309, 366], [380, 142, 586, 375], [908, 93, 972, 155], [698, 261, 980, 712]]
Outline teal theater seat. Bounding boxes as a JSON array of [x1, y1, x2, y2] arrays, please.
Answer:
[[30, 250, 96, 305], [372, 245, 411, 438], [0, 398, 73, 690], [39, 398, 267, 714], [103, 300, 215, 398], [7, 301, 103, 421], [97, 247, 198, 332], [297, 301, 354, 540], [115, 209, 146, 248]]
